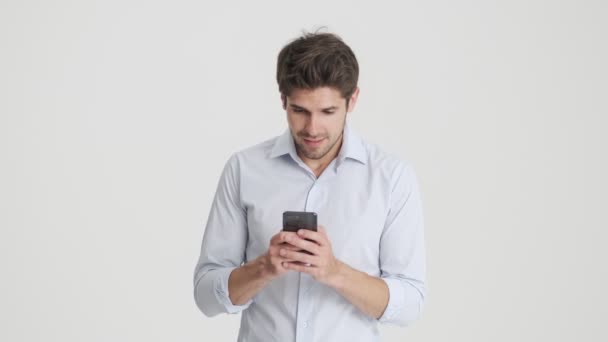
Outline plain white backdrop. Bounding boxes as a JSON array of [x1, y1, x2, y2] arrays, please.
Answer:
[[1, 0, 607, 341]]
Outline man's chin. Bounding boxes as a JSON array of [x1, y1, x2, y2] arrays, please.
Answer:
[[304, 154, 324, 160], [299, 147, 327, 160]]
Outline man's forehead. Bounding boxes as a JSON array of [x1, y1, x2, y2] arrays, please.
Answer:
[[285, 87, 347, 108]]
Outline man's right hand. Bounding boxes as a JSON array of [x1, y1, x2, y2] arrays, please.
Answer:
[[227, 230, 300, 305], [256, 231, 302, 279]]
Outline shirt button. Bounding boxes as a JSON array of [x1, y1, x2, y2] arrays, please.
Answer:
[[303, 321, 308, 328]]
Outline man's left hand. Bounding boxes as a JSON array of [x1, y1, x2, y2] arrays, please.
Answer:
[[279, 225, 343, 288]]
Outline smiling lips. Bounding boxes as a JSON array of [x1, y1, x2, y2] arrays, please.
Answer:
[[303, 138, 324, 147]]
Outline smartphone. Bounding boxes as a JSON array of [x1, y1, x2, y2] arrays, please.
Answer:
[[282, 211, 317, 261], [282, 211, 317, 233]]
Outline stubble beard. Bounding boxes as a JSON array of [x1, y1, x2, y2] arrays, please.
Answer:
[[294, 123, 345, 160]]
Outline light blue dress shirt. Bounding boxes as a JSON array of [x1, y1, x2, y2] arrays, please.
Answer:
[[194, 121, 426, 342]]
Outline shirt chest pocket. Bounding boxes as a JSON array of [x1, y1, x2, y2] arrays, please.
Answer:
[[321, 193, 388, 276]]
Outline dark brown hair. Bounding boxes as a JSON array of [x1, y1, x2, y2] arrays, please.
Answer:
[[276, 31, 359, 101]]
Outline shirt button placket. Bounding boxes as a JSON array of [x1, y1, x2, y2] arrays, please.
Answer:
[[296, 180, 318, 342]]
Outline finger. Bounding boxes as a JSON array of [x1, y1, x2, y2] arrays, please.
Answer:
[[283, 261, 316, 274], [296, 229, 327, 247], [271, 254, 297, 264], [317, 226, 330, 242], [318, 225, 327, 235], [286, 244, 304, 251], [286, 234, 322, 254], [269, 231, 283, 245], [270, 243, 301, 258], [280, 249, 319, 265], [270, 231, 297, 245], [276, 243, 302, 252]]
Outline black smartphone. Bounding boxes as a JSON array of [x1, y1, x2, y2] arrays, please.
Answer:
[[282, 211, 317, 260], [282, 211, 317, 233]]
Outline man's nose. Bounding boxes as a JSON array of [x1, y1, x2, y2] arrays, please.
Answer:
[[305, 113, 322, 136]]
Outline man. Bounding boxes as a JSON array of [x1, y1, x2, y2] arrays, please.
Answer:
[[193, 32, 426, 341]]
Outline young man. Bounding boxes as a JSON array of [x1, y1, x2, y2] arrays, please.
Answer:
[[193, 32, 426, 341]]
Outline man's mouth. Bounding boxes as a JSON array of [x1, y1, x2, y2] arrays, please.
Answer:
[[303, 137, 324, 147]]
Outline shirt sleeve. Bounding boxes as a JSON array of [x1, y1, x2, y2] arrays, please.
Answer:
[[377, 161, 426, 326], [193, 153, 253, 317]]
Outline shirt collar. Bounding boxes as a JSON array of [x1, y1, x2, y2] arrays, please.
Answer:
[[269, 120, 367, 165]]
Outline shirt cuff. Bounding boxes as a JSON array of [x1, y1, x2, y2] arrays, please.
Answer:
[[378, 277, 404, 323], [214, 266, 253, 314]]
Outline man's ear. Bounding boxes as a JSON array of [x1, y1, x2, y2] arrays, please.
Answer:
[[281, 94, 286, 110], [347, 87, 360, 113]]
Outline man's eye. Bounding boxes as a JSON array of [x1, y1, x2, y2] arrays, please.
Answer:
[[293, 108, 304, 113], [323, 111, 335, 115]]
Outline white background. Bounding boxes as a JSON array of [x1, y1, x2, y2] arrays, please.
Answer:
[[1, 0, 607, 341]]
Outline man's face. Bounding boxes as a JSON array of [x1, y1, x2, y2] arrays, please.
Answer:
[[283, 86, 359, 161]]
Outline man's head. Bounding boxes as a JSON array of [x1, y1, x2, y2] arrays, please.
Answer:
[[276, 32, 360, 161]]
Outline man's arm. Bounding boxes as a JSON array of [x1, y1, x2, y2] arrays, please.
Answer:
[[193, 152, 303, 315], [327, 260, 390, 319], [281, 228, 390, 319], [282, 162, 426, 325], [193, 153, 251, 316], [376, 162, 426, 325]]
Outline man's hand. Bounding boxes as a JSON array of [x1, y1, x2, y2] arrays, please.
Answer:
[[256, 230, 304, 280], [278, 225, 391, 320], [228, 230, 305, 305], [279, 226, 344, 288]]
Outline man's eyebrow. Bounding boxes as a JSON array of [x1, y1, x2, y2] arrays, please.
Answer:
[[289, 104, 338, 111], [321, 106, 338, 111], [289, 104, 308, 110]]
